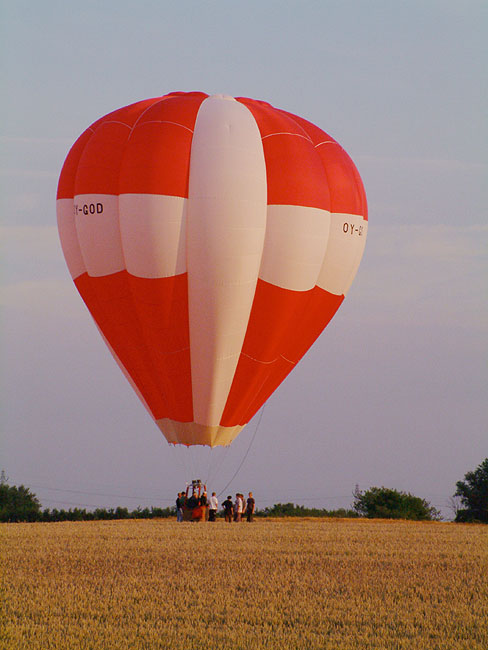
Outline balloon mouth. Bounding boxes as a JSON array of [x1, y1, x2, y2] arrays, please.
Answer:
[[156, 419, 244, 448]]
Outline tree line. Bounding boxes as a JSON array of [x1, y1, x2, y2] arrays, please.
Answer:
[[1, 458, 487, 524]]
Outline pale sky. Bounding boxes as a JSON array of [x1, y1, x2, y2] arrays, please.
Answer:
[[1, 1, 486, 518]]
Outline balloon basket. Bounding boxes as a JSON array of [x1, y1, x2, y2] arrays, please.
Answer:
[[182, 505, 209, 522]]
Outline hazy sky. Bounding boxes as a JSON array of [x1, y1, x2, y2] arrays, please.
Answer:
[[1, 1, 486, 518]]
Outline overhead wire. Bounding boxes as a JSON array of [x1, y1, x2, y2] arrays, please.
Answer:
[[9, 476, 454, 513], [9, 480, 174, 503]]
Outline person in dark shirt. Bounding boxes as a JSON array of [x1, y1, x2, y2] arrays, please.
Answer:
[[222, 496, 233, 523], [246, 492, 255, 522], [176, 492, 185, 522]]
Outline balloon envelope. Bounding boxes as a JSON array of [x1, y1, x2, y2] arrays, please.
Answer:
[[57, 92, 367, 447]]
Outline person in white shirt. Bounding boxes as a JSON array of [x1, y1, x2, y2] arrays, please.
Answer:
[[234, 493, 244, 522], [208, 492, 218, 521]]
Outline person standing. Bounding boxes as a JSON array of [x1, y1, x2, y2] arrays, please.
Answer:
[[176, 492, 184, 522], [234, 493, 244, 522], [200, 489, 208, 506], [208, 492, 218, 522], [222, 495, 233, 522], [246, 492, 255, 522]]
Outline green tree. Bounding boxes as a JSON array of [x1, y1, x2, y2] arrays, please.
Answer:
[[353, 486, 440, 521], [454, 458, 488, 523], [0, 482, 42, 522]]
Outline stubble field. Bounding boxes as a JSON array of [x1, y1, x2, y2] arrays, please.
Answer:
[[1, 518, 487, 650]]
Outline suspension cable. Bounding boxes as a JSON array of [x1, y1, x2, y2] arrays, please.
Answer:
[[216, 405, 265, 498]]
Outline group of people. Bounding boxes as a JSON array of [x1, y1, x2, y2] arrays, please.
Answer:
[[175, 485, 255, 522], [222, 493, 255, 523]]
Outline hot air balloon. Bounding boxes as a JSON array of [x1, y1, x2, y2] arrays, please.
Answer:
[[56, 92, 367, 451]]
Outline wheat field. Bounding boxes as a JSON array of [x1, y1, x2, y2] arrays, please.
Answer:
[[2, 518, 487, 649]]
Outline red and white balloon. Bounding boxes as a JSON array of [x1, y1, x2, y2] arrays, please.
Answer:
[[57, 92, 367, 447]]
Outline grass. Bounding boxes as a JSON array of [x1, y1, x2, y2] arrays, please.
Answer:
[[2, 518, 487, 649]]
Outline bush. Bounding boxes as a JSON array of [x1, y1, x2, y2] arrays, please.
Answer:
[[353, 486, 440, 521], [0, 483, 42, 522], [258, 502, 358, 518], [454, 458, 488, 523], [0, 475, 175, 523]]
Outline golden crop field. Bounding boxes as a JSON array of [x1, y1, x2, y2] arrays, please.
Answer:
[[1, 518, 487, 650]]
